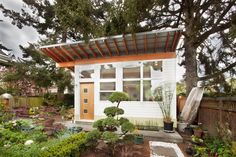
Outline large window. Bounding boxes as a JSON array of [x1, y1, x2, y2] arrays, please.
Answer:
[[123, 81, 140, 101], [100, 64, 116, 100], [100, 64, 116, 78], [143, 61, 162, 78], [143, 80, 160, 101], [123, 67, 140, 78], [80, 70, 94, 78]]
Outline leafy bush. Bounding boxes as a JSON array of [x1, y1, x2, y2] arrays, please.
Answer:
[[102, 131, 119, 144], [121, 122, 135, 134], [119, 117, 129, 125], [92, 119, 104, 131], [102, 117, 119, 131], [85, 129, 101, 148], [41, 132, 86, 157], [108, 92, 129, 107], [104, 106, 124, 117]]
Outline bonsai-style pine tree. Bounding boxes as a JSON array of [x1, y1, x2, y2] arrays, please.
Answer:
[[90, 92, 135, 156]]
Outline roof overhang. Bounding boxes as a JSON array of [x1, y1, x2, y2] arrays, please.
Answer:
[[39, 28, 183, 70]]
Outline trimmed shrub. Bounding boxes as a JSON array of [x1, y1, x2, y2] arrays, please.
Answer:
[[85, 129, 101, 148], [121, 122, 135, 134], [102, 131, 119, 144], [119, 117, 129, 125], [93, 119, 104, 131], [40, 132, 86, 157], [102, 117, 119, 131], [108, 92, 129, 104], [104, 106, 124, 117]]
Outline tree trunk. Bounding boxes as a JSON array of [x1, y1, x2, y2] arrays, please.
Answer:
[[184, 39, 198, 95], [183, 0, 198, 95]]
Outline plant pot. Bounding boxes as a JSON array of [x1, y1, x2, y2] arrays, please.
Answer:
[[177, 122, 188, 132], [134, 134, 144, 144], [164, 121, 174, 132], [194, 129, 203, 138]]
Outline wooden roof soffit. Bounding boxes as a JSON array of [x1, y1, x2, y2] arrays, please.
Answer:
[[77, 44, 89, 59], [60, 46, 75, 60], [42, 48, 61, 62], [47, 47, 67, 62], [95, 41, 105, 56], [69, 45, 82, 60], [113, 38, 120, 55], [87, 44, 97, 58], [123, 35, 129, 55], [171, 31, 178, 52], [54, 47, 71, 61], [144, 34, 147, 53], [132, 34, 138, 54], [165, 32, 170, 52], [57, 52, 176, 68], [104, 39, 112, 56], [153, 33, 158, 53]]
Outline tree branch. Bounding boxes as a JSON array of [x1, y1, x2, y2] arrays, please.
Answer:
[[198, 61, 236, 81]]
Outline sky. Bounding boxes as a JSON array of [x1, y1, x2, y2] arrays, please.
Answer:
[[0, 0, 185, 81]]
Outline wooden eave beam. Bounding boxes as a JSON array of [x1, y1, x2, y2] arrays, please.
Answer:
[[77, 44, 89, 59], [171, 31, 178, 52], [132, 34, 138, 54], [57, 52, 176, 68], [69, 45, 82, 60], [54, 47, 71, 61], [153, 33, 158, 53], [123, 36, 129, 55], [173, 31, 181, 51], [165, 32, 170, 52], [144, 34, 147, 53], [95, 41, 105, 56], [104, 39, 112, 56], [88, 44, 97, 58], [113, 38, 120, 55], [41, 48, 61, 62], [47, 47, 67, 62], [60, 46, 74, 60]]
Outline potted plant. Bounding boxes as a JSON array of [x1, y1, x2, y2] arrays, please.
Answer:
[[133, 128, 144, 144], [177, 116, 188, 132], [155, 85, 174, 132]]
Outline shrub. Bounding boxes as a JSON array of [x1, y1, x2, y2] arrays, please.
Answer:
[[121, 122, 135, 134], [108, 92, 129, 107], [104, 106, 124, 117], [119, 117, 129, 125], [92, 119, 104, 131], [102, 131, 119, 144], [41, 132, 86, 157], [85, 129, 101, 148], [102, 117, 119, 131]]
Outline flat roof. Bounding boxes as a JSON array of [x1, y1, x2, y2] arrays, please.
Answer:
[[39, 28, 182, 69]]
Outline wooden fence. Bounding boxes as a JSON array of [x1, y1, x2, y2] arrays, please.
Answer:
[[177, 96, 236, 140], [14, 96, 44, 108]]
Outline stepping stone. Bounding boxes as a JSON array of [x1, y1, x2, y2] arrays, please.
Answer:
[[150, 141, 184, 157]]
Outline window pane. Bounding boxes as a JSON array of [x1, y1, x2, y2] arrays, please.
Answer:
[[100, 64, 115, 78], [143, 80, 160, 101], [143, 61, 162, 78], [80, 70, 94, 78], [100, 92, 112, 101], [123, 81, 140, 101], [123, 67, 140, 78], [100, 82, 116, 91]]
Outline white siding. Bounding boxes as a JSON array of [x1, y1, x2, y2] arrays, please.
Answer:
[[74, 58, 176, 122]]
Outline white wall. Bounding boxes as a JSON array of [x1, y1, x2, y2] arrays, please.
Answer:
[[74, 58, 176, 123]]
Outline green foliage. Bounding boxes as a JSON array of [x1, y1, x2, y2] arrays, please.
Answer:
[[108, 92, 129, 104], [121, 122, 135, 134], [102, 131, 119, 144], [92, 119, 104, 131], [85, 129, 101, 148], [104, 106, 124, 117], [102, 117, 119, 131], [41, 132, 86, 157], [119, 117, 129, 125]]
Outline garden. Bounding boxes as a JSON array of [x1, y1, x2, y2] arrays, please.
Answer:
[[0, 92, 151, 157]]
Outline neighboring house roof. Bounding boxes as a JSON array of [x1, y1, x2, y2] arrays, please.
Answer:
[[40, 28, 183, 70], [0, 50, 11, 66]]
